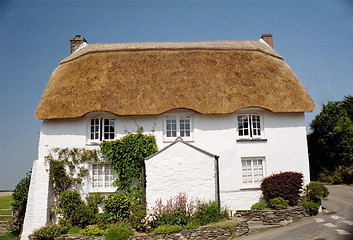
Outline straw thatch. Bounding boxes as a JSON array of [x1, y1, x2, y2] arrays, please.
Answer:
[[35, 40, 315, 120]]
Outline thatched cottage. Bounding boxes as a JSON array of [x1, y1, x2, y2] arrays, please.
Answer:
[[21, 34, 315, 239]]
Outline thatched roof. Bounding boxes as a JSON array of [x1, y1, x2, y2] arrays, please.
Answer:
[[35, 40, 315, 120]]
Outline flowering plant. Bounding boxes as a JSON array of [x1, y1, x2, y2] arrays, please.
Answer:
[[148, 193, 194, 228]]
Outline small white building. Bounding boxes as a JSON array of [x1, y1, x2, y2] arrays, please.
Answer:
[[21, 34, 315, 239]]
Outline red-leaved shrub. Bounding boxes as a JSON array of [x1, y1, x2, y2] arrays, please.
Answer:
[[260, 171, 303, 206]]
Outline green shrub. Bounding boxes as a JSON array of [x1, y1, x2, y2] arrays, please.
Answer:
[[260, 172, 303, 205], [58, 190, 83, 220], [58, 190, 97, 228], [103, 193, 131, 222], [185, 220, 200, 229], [303, 182, 329, 202], [30, 224, 68, 240], [86, 192, 104, 214], [81, 224, 106, 236], [129, 204, 147, 232], [269, 197, 289, 210], [8, 173, 31, 235], [191, 201, 229, 225], [105, 222, 133, 240], [153, 225, 183, 234], [250, 202, 269, 210], [300, 182, 329, 216], [339, 165, 353, 184], [318, 169, 332, 183], [69, 203, 96, 228], [318, 166, 353, 184], [299, 198, 320, 216], [332, 172, 343, 184], [67, 226, 82, 234]]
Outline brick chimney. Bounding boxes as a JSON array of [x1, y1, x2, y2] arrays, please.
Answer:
[[261, 33, 273, 48], [70, 35, 87, 54]]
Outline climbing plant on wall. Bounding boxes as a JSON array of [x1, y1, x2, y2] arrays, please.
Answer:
[[100, 128, 158, 192], [46, 148, 101, 197]]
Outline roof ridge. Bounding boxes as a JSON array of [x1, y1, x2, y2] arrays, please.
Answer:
[[60, 40, 283, 64]]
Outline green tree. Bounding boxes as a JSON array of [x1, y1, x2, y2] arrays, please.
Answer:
[[308, 96, 353, 181]]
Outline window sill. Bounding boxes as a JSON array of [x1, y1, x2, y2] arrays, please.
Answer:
[[163, 138, 194, 143], [89, 187, 117, 193], [86, 142, 100, 146], [236, 139, 267, 143], [239, 187, 261, 191]]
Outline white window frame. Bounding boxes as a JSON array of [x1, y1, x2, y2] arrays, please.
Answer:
[[163, 115, 193, 142], [87, 117, 116, 144], [237, 114, 263, 139], [90, 163, 117, 192], [241, 157, 265, 188]]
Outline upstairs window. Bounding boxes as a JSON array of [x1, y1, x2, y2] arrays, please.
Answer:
[[164, 115, 192, 141], [90, 118, 115, 142], [237, 114, 262, 139]]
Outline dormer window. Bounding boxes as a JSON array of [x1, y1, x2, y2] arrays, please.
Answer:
[[90, 118, 115, 142], [237, 114, 262, 139], [164, 115, 193, 141]]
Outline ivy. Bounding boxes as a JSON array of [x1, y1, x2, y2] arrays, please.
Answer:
[[100, 129, 158, 191], [46, 148, 101, 197]]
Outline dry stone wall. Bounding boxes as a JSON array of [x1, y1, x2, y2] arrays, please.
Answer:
[[54, 207, 307, 240], [235, 206, 307, 225]]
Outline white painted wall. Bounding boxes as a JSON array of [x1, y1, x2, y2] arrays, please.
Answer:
[[21, 159, 50, 240], [22, 108, 310, 238], [145, 141, 216, 210]]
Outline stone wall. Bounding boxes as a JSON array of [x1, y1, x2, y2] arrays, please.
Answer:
[[54, 221, 249, 240], [234, 206, 308, 225], [53, 207, 307, 240], [131, 221, 249, 240]]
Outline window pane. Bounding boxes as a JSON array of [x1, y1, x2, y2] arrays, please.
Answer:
[[242, 159, 264, 184], [251, 115, 261, 136], [166, 117, 177, 138], [92, 164, 115, 188], [103, 118, 115, 140], [179, 116, 190, 137], [90, 118, 100, 140], [238, 115, 249, 137]]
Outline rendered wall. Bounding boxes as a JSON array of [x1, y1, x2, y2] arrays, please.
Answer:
[[145, 141, 216, 210], [21, 160, 50, 240], [22, 109, 310, 238]]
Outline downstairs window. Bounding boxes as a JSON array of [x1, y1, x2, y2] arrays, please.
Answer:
[[241, 157, 265, 187], [91, 163, 115, 189]]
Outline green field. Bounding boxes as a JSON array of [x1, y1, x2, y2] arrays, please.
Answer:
[[0, 194, 14, 238], [0, 195, 13, 210]]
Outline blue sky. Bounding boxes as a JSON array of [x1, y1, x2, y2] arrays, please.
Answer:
[[0, 0, 352, 190]]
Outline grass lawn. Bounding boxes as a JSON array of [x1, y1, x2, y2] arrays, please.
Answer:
[[0, 233, 19, 240], [0, 195, 13, 210], [0, 194, 18, 239]]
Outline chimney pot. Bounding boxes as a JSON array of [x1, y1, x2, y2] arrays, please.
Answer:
[[70, 35, 87, 54], [261, 33, 273, 48]]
